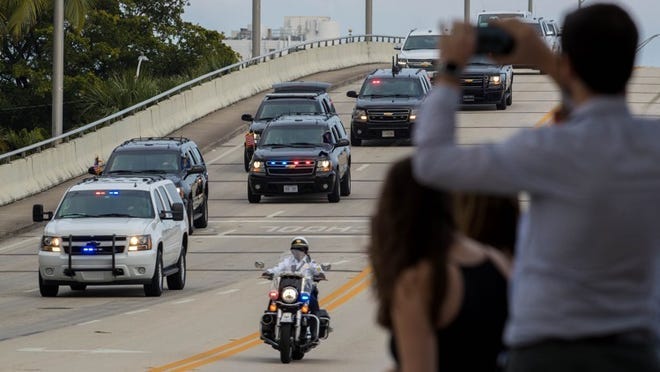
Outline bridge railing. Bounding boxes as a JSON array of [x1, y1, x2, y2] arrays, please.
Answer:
[[0, 34, 402, 165]]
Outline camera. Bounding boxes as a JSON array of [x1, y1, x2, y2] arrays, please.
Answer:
[[475, 26, 515, 55]]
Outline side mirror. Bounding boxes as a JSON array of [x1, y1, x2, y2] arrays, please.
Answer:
[[321, 263, 332, 271], [241, 114, 254, 122], [186, 164, 205, 175], [171, 202, 184, 221], [32, 204, 53, 222], [336, 138, 350, 147], [394, 45, 401, 51], [346, 91, 358, 98], [254, 261, 265, 269]]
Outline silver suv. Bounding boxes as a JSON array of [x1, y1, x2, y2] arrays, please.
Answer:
[[33, 176, 189, 297]]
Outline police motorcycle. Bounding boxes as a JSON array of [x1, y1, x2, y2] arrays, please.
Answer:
[[255, 260, 332, 363]]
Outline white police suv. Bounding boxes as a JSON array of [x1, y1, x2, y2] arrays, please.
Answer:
[[33, 176, 189, 297]]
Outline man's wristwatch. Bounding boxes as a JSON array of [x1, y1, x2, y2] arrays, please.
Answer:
[[436, 61, 462, 81]]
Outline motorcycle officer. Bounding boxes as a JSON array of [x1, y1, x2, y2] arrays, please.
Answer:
[[261, 236, 326, 314]]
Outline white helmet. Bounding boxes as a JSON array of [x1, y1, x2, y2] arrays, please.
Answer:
[[290, 236, 309, 252]]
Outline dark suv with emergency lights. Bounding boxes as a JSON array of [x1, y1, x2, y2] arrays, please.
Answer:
[[89, 137, 208, 234], [247, 114, 351, 203], [241, 81, 338, 172], [459, 55, 513, 110], [346, 67, 431, 146]]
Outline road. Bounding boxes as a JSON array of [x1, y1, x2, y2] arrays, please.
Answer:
[[1, 65, 658, 371]]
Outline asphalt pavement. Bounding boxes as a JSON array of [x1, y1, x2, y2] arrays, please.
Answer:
[[0, 63, 386, 239]]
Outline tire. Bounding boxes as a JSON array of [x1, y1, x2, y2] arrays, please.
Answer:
[[243, 147, 251, 172], [340, 167, 351, 196], [193, 194, 208, 228], [167, 247, 186, 290], [70, 283, 87, 291], [496, 96, 507, 110], [506, 87, 513, 106], [327, 172, 341, 203], [248, 184, 261, 203], [39, 273, 58, 297], [350, 129, 362, 146], [279, 324, 293, 364], [186, 199, 194, 235], [292, 348, 305, 360], [144, 250, 163, 297]]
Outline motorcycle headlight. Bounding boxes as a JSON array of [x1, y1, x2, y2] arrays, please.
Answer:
[[281, 287, 298, 303], [316, 159, 332, 173], [42, 235, 62, 252], [128, 235, 152, 251], [250, 160, 265, 173], [352, 109, 367, 122]]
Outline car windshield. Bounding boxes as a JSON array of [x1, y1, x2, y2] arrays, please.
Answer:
[[477, 13, 526, 27], [360, 78, 423, 98], [468, 55, 497, 65], [256, 100, 323, 120], [402, 35, 442, 50], [261, 126, 327, 146], [106, 151, 181, 173], [55, 190, 154, 219]]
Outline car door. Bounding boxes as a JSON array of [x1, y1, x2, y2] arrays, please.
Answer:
[[331, 123, 349, 176], [155, 187, 178, 265], [185, 147, 205, 211]]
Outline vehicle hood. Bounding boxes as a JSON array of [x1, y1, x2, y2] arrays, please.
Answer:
[[254, 146, 330, 159], [463, 64, 506, 75], [355, 96, 424, 109], [44, 218, 154, 236], [399, 49, 439, 60]]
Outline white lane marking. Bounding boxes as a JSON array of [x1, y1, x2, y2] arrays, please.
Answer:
[[266, 210, 285, 218], [331, 260, 350, 265], [77, 320, 100, 326], [173, 299, 195, 305], [258, 280, 272, 285], [18, 347, 147, 354], [0, 236, 40, 253], [356, 164, 370, 172], [207, 145, 241, 165], [123, 309, 149, 315], [192, 235, 367, 239], [24, 288, 39, 293], [217, 289, 240, 295], [209, 218, 368, 223], [219, 229, 237, 236]]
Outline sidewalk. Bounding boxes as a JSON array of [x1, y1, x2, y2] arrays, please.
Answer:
[[0, 63, 385, 239]]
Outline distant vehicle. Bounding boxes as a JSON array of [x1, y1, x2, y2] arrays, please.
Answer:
[[476, 10, 533, 27], [241, 82, 337, 172], [520, 17, 560, 56], [247, 114, 351, 203], [395, 27, 444, 79], [458, 55, 513, 110], [33, 176, 188, 297], [346, 66, 432, 146]]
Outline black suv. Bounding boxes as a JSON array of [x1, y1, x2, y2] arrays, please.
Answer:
[[89, 137, 209, 234], [346, 67, 432, 146], [241, 81, 337, 171], [247, 114, 351, 203], [459, 55, 513, 110]]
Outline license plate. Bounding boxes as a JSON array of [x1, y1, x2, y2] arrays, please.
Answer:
[[280, 312, 293, 323], [463, 95, 475, 102], [283, 185, 298, 193], [382, 130, 395, 138]]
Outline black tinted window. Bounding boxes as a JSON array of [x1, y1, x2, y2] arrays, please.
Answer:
[[402, 35, 442, 50], [256, 100, 322, 120], [55, 190, 154, 219], [107, 151, 180, 173], [360, 78, 423, 97]]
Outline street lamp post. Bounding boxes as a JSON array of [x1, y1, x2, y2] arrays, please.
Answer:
[[252, 0, 260, 58], [135, 53, 149, 79], [52, 0, 64, 138], [464, 0, 470, 23]]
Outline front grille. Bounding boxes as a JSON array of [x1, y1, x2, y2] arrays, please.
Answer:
[[367, 109, 410, 123], [266, 160, 315, 176], [406, 59, 435, 71], [61, 235, 126, 255], [460, 75, 485, 87]]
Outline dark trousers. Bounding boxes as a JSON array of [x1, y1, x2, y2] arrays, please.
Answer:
[[506, 334, 660, 372]]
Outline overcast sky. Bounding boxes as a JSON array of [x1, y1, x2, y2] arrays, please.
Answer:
[[182, 0, 659, 66]]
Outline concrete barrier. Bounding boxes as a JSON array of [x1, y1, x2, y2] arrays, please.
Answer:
[[0, 41, 397, 206]]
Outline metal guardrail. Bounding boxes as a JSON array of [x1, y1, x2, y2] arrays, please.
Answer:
[[0, 34, 403, 164]]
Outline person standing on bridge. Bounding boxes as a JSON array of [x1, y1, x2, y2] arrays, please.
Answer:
[[412, 4, 659, 371]]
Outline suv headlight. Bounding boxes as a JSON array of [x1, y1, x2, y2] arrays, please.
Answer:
[[42, 235, 62, 252], [352, 109, 367, 123], [397, 58, 408, 66], [409, 109, 418, 122], [250, 160, 266, 173], [489, 74, 503, 86], [316, 159, 332, 173], [281, 287, 298, 303], [127, 235, 152, 251]]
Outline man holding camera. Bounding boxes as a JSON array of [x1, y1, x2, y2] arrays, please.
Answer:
[[412, 4, 659, 371]]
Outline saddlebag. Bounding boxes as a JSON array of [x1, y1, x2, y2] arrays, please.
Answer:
[[317, 309, 331, 339]]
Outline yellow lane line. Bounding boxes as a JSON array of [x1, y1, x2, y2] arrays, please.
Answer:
[[534, 105, 559, 127], [149, 266, 373, 371]]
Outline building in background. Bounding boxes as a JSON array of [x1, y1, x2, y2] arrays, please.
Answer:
[[224, 16, 341, 60]]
